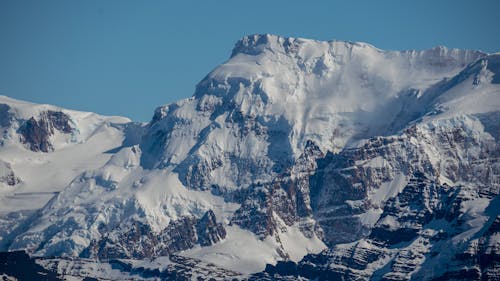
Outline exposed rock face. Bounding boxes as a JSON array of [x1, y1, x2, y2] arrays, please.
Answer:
[[443, 215, 500, 281], [0, 104, 12, 129], [81, 210, 226, 259], [230, 139, 323, 250], [18, 110, 73, 152], [252, 109, 499, 280], [263, 170, 499, 281], [310, 115, 499, 247], [197, 209, 227, 246]]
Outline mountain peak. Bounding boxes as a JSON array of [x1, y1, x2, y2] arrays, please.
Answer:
[[230, 34, 487, 64], [231, 34, 285, 57], [230, 34, 373, 58]]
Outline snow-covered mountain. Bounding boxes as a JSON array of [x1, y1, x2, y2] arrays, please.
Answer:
[[0, 34, 498, 280], [0, 96, 134, 251]]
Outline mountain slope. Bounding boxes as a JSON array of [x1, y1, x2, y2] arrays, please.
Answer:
[[0, 95, 132, 250], [0, 35, 498, 280]]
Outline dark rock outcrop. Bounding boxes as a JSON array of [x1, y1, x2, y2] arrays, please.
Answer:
[[82, 209, 226, 259], [0, 251, 62, 281], [18, 110, 72, 152], [197, 209, 226, 246], [260, 175, 499, 280], [0, 104, 12, 129]]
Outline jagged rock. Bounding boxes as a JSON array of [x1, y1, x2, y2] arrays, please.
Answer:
[[369, 172, 459, 245], [82, 210, 226, 259], [266, 171, 498, 280], [310, 115, 499, 246], [18, 110, 73, 152], [197, 209, 226, 246]]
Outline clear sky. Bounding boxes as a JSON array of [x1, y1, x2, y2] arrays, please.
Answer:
[[1, 0, 499, 121]]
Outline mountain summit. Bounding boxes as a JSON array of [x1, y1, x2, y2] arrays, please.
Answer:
[[0, 35, 499, 280]]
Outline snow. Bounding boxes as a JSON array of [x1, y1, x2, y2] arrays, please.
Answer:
[[358, 208, 384, 228], [181, 217, 325, 274], [134, 169, 240, 231], [276, 223, 326, 262], [0, 96, 130, 214], [222, 35, 487, 152], [0, 274, 17, 281], [125, 256, 173, 271], [144, 34, 488, 179], [181, 225, 279, 274], [452, 196, 491, 244], [377, 215, 400, 231], [369, 173, 408, 207]]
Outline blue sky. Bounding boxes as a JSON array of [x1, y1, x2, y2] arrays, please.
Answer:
[[1, 0, 499, 121]]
